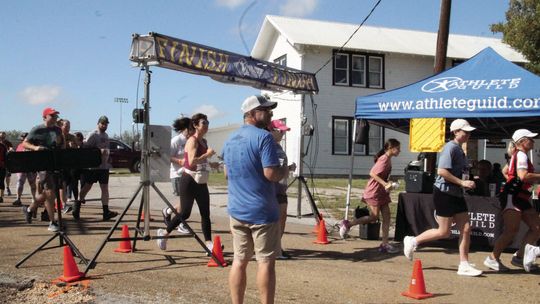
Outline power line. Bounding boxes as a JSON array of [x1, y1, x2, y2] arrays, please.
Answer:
[[314, 0, 383, 75]]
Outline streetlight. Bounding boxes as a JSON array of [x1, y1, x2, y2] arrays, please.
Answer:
[[114, 97, 129, 139]]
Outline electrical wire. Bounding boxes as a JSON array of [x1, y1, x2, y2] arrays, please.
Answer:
[[313, 0, 382, 75], [238, 1, 258, 54]]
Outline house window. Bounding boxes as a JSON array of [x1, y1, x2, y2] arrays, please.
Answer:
[[333, 50, 384, 88], [334, 53, 349, 85], [354, 124, 383, 155], [332, 117, 383, 155], [351, 55, 366, 86], [332, 118, 349, 155], [274, 55, 287, 66]]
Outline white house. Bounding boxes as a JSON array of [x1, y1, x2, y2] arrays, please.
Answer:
[[251, 15, 526, 176]]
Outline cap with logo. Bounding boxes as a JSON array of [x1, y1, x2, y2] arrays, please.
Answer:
[[449, 119, 475, 132], [512, 129, 538, 142], [271, 119, 290, 131], [98, 115, 110, 124], [42, 107, 60, 117], [241, 95, 277, 113]]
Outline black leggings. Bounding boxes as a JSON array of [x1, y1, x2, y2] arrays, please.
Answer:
[[167, 173, 212, 241], [0, 168, 6, 190]]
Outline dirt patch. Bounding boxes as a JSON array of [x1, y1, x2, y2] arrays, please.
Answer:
[[0, 273, 94, 303]]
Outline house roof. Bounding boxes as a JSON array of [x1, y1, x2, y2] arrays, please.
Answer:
[[252, 15, 526, 63]]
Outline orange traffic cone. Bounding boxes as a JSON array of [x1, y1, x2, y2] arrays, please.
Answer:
[[207, 235, 228, 267], [57, 245, 84, 283], [313, 218, 330, 244], [401, 259, 433, 300], [114, 224, 133, 253]]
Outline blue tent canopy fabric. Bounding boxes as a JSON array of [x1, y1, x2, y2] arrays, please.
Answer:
[[355, 47, 540, 138]]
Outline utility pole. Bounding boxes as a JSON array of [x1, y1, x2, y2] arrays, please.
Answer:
[[426, 0, 452, 172], [114, 97, 129, 139], [434, 0, 451, 74]]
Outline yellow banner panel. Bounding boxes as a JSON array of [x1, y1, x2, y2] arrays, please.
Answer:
[[409, 118, 446, 152]]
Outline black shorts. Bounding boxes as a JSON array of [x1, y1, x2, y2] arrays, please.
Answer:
[[81, 169, 109, 185], [433, 186, 468, 217]]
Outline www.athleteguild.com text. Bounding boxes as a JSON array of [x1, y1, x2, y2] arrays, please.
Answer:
[[377, 96, 540, 112]]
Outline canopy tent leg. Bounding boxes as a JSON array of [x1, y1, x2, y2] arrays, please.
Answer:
[[344, 119, 358, 220]]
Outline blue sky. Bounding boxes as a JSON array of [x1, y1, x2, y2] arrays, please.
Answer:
[[0, 0, 509, 136]]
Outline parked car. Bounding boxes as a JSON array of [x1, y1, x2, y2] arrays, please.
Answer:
[[109, 139, 141, 173]]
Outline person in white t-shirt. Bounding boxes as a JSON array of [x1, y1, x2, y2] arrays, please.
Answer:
[[162, 117, 192, 234], [484, 129, 540, 272]]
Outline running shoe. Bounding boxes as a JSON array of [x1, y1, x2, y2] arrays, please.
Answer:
[[12, 198, 22, 206], [403, 236, 416, 261], [6, 188, 11, 196], [162, 207, 171, 227], [457, 263, 483, 276], [524, 244, 539, 272], [156, 228, 167, 250], [177, 223, 190, 234], [103, 210, 118, 221], [483, 256, 509, 272], [62, 204, 72, 214], [22, 206, 32, 224], [48, 222, 59, 232], [378, 243, 400, 254], [338, 219, 350, 239]]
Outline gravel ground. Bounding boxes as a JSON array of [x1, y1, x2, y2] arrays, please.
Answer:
[[1, 176, 540, 303]]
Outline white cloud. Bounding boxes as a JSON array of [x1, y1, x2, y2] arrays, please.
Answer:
[[192, 104, 225, 120], [216, 0, 247, 9], [280, 0, 317, 17], [19, 85, 62, 105]]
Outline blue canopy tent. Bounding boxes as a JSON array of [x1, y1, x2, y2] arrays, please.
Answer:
[[344, 47, 540, 219], [355, 47, 540, 139]]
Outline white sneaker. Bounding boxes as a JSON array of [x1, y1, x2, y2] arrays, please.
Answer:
[[156, 228, 167, 251], [403, 236, 416, 261], [48, 222, 59, 232], [523, 244, 539, 272], [483, 256, 509, 272], [457, 263, 483, 276], [338, 220, 350, 239], [177, 223, 190, 234]]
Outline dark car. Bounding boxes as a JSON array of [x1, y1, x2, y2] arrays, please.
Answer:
[[109, 139, 141, 173]]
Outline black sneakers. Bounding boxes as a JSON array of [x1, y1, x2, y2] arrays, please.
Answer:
[[103, 210, 118, 221], [22, 206, 32, 224], [72, 201, 81, 220]]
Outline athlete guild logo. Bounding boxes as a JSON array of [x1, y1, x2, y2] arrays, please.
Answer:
[[421, 77, 463, 93], [421, 76, 521, 93]]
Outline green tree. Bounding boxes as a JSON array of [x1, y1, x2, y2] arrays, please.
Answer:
[[491, 0, 540, 74]]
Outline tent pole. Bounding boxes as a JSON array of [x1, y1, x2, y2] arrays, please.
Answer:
[[344, 119, 358, 220], [296, 94, 306, 218], [483, 139, 487, 160]]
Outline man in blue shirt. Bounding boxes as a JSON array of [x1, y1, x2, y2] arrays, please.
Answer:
[[223, 95, 289, 304]]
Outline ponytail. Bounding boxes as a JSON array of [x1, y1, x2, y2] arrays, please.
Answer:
[[374, 138, 400, 162]]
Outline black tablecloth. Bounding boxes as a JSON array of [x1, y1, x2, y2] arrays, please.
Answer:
[[395, 192, 530, 249]]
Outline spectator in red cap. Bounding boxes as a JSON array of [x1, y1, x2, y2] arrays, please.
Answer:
[[268, 119, 296, 259], [22, 107, 63, 232]]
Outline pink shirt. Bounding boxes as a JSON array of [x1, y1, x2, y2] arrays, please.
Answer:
[[362, 154, 391, 205]]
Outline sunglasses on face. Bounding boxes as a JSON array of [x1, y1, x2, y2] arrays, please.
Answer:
[[273, 129, 284, 134], [199, 120, 209, 126]]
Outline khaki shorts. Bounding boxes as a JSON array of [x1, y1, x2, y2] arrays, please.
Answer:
[[229, 217, 280, 261]]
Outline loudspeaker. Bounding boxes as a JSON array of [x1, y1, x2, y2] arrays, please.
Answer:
[[359, 222, 380, 240], [405, 170, 434, 193]]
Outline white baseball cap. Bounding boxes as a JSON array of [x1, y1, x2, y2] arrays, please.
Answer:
[[241, 95, 277, 113], [449, 119, 476, 132], [512, 129, 538, 142]]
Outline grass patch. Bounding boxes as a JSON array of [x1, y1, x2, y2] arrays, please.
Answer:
[[207, 172, 404, 221]]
